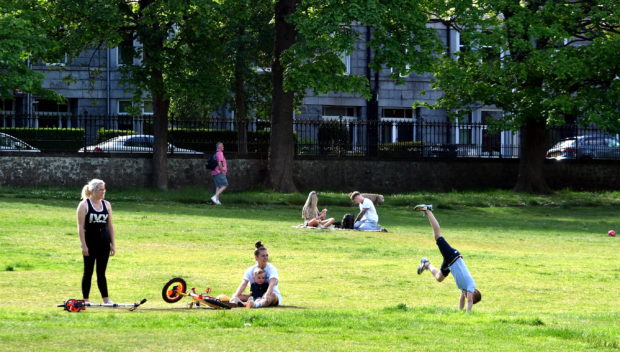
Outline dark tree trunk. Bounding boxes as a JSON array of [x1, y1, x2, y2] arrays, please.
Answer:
[[513, 118, 551, 194], [140, 0, 169, 190], [152, 88, 169, 190], [269, 0, 298, 192]]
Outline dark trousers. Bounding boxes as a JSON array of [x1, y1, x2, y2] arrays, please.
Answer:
[[81, 247, 110, 299]]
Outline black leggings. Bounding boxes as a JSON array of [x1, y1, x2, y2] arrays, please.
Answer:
[[82, 247, 110, 299]]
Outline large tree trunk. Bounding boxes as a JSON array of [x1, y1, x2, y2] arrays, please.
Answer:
[[268, 0, 298, 192], [152, 88, 169, 190], [513, 118, 551, 194]]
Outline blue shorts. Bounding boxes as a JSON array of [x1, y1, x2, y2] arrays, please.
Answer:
[[213, 173, 228, 188]]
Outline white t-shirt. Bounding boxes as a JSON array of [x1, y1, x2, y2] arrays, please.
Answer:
[[243, 263, 281, 299], [359, 198, 379, 222]]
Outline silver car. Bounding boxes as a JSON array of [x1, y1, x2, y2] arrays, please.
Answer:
[[546, 136, 620, 160], [0, 132, 41, 152], [78, 135, 204, 155]]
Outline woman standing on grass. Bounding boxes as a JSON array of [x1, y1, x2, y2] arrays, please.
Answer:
[[76, 179, 116, 304], [231, 241, 281, 308], [302, 191, 336, 228]]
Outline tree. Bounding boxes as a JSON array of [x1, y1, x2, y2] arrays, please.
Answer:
[[426, 0, 620, 193], [0, 0, 59, 99], [217, 0, 273, 155], [268, 0, 442, 192], [46, 0, 227, 190]]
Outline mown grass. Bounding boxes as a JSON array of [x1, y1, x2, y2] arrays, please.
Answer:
[[0, 187, 619, 351]]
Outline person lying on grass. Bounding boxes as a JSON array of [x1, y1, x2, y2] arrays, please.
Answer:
[[231, 241, 281, 308], [302, 191, 336, 228], [414, 204, 481, 313]]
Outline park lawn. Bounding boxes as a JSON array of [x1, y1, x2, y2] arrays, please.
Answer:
[[0, 191, 619, 352]]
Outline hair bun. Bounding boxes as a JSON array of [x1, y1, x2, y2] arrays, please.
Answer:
[[255, 241, 263, 249]]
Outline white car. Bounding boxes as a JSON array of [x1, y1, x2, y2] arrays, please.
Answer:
[[0, 132, 41, 152], [78, 135, 203, 155]]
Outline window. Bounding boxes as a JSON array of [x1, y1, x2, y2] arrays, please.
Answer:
[[382, 108, 413, 119], [143, 100, 153, 115], [45, 54, 69, 66], [322, 106, 358, 118], [118, 100, 133, 115], [118, 99, 152, 115], [339, 52, 351, 75], [0, 99, 14, 112], [117, 38, 134, 66]]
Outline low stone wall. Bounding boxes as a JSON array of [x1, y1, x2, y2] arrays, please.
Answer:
[[0, 154, 618, 192]]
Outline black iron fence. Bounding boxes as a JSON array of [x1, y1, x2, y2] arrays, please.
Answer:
[[1, 113, 619, 160]]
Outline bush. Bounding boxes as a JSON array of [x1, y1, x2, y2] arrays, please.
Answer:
[[378, 141, 424, 158], [317, 122, 351, 156], [169, 129, 270, 153], [0, 127, 84, 152], [96, 129, 135, 143]]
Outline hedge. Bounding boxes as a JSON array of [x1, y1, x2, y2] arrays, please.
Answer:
[[96, 129, 136, 144], [0, 127, 84, 152], [378, 141, 424, 157]]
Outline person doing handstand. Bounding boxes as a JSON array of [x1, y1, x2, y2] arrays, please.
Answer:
[[414, 204, 481, 313]]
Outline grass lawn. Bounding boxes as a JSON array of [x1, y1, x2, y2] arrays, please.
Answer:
[[0, 187, 619, 351]]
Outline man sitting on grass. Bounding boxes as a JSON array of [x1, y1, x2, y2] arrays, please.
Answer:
[[414, 204, 481, 312], [349, 191, 386, 232]]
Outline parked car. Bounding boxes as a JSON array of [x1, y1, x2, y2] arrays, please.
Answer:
[[0, 132, 41, 152], [78, 135, 204, 155], [546, 136, 620, 160]]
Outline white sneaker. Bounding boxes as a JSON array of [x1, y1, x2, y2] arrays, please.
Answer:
[[210, 195, 217, 204], [215, 199, 222, 205]]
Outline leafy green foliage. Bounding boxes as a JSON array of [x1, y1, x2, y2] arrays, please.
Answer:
[[286, 0, 442, 96], [425, 0, 620, 133], [0, 0, 61, 99]]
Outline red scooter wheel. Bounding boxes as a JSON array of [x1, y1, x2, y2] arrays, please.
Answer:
[[162, 278, 187, 303]]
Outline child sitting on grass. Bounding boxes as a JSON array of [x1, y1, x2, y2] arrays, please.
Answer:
[[244, 267, 269, 308]]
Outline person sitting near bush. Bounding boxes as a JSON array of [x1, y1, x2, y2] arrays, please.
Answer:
[[302, 191, 336, 228]]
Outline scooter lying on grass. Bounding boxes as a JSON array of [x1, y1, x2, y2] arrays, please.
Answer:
[[57, 298, 147, 312], [162, 277, 243, 309]]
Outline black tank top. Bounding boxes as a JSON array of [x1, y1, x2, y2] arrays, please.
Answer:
[[84, 199, 110, 245]]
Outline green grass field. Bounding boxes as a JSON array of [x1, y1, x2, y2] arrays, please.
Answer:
[[0, 188, 619, 351]]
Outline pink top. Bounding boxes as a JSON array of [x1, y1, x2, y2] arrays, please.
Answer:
[[210, 150, 227, 176]]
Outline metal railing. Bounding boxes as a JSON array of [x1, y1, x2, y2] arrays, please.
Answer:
[[1, 113, 619, 160]]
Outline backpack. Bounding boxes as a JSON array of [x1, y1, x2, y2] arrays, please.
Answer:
[[206, 153, 218, 170], [341, 213, 354, 230]]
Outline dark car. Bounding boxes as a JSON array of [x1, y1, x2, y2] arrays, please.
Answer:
[[546, 136, 620, 160]]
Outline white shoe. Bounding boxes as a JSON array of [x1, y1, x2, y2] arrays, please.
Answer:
[[215, 199, 222, 205], [210, 195, 217, 204]]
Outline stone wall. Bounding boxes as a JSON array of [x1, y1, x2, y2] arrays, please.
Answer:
[[1, 154, 619, 192]]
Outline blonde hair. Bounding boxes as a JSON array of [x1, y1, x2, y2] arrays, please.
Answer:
[[253, 267, 266, 277], [81, 179, 105, 200], [302, 191, 319, 220]]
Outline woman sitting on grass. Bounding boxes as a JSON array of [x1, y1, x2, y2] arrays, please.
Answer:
[[231, 241, 281, 308], [302, 191, 335, 228]]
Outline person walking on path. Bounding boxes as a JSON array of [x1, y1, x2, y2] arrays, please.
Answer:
[[210, 142, 228, 205], [76, 179, 116, 304]]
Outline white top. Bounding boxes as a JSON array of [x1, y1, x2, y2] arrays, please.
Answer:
[[243, 263, 281, 298], [359, 197, 379, 222]]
